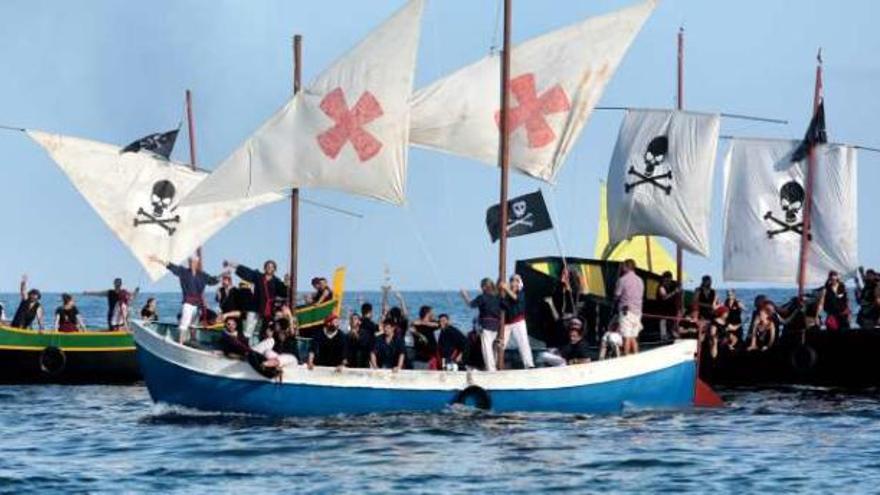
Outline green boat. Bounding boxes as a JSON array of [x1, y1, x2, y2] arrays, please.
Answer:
[[0, 268, 346, 384]]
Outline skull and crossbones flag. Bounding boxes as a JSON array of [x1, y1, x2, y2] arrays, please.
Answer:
[[722, 138, 858, 284], [485, 190, 553, 243], [120, 129, 179, 160], [27, 130, 283, 281], [606, 109, 721, 257]]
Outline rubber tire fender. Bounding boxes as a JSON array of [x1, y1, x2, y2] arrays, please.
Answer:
[[789, 344, 818, 375], [39, 346, 67, 376], [452, 385, 492, 410]]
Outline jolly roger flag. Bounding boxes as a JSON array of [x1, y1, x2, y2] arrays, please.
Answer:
[[790, 100, 827, 163], [486, 190, 553, 243], [120, 129, 180, 160]]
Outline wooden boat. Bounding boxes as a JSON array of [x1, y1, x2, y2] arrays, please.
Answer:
[[0, 269, 345, 384], [133, 320, 698, 416]]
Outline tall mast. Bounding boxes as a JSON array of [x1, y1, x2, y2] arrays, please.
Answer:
[[675, 27, 684, 304], [185, 89, 203, 262], [289, 35, 302, 308], [797, 49, 823, 297], [496, 0, 512, 370]]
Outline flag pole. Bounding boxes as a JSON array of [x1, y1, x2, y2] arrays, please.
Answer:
[[185, 89, 203, 262], [797, 49, 823, 298], [675, 27, 684, 311], [495, 0, 512, 370], [289, 34, 302, 309]]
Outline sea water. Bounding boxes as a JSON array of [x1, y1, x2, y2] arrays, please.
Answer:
[[1, 290, 878, 493]]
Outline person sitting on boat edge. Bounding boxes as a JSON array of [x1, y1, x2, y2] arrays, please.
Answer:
[[308, 277, 333, 306], [676, 305, 703, 340], [54, 293, 86, 332], [307, 314, 348, 371], [82, 277, 137, 330], [723, 290, 744, 338], [219, 317, 250, 359], [460, 277, 505, 371], [148, 254, 220, 345], [818, 271, 851, 331], [856, 267, 880, 328], [599, 317, 622, 360], [614, 259, 643, 356], [141, 297, 159, 323], [438, 314, 467, 371], [252, 318, 298, 372], [748, 303, 777, 352], [223, 259, 288, 335], [10, 275, 44, 330], [500, 274, 536, 369], [410, 305, 440, 369], [371, 318, 405, 372]]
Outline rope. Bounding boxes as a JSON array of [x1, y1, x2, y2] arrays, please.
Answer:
[[488, 0, 503, 56], [542, 186, 577, 312], [403, 205, 455, 309]]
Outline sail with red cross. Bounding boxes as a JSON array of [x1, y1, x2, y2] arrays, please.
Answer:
[[183, 0, 424, 206], [410, 0, 655, 183]]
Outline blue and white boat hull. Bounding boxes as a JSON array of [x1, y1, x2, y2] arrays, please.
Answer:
[[133, 322, 698, 417]]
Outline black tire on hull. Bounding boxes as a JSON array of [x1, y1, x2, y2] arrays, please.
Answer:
[[39, 346, 67, 376], [453, 386, 492, 410], [790, 344, 818, 376]]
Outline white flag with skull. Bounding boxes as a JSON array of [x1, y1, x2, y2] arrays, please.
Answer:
[[606, 109, 721, 257], [28, 130, 283, 281], [722, 138, 858, 284]]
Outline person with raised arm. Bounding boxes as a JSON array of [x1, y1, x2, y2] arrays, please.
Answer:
[[223, 259, 287, 333], [148, 254, 220, 344], [82, 278, 138, 330], [461, 277, 504, 371], [10, 275, 44, 331], [499, 274, 535, 369]]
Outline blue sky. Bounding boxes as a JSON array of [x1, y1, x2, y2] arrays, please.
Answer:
[[0, 0, 878, 292]]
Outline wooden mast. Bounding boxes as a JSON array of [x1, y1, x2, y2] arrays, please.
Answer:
[[496, 0, 512, 370], [797, 49, 824, 297], [290, 35, 302, 308], [185, 89, 203, 262], [675, 27, 684, 308]]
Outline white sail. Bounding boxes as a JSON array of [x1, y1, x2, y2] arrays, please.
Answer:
[[606, 109, 721, 257], [410, 0, 655, 182], [183, 0, 425, 207], [28, 131, 283, 281], [722, 138, 858, 284]]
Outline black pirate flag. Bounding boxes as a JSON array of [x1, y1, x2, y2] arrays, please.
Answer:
[[790, 100, 827, 163], [486, 190, 553, 243], [121, 129, 180, 160]]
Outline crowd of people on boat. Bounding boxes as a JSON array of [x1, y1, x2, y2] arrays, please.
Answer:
[[5, 255, 880, 376]]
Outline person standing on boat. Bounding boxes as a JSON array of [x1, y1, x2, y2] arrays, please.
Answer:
[[223, 260, 287, 333], [723, 290, 744, 338], [748, 303, 777, 352], [460, 278, 504, 371], [360, 302, 381, 340], [346, 313, 373, 368], [411, 305, 440, 368], [148, 255, 220, 344], [82, 278, 137, 330], [54, 293, 86, 332], [818, 271, 851, 331], [695, 276, 719, 322], [656, 271, 680, 342], [437, 314, 467, 371], [307, 314, 348, 371], [613, 260, 644, 355], [499, 274, 535, 369], [11, 275, 44, 330], [308, 277, 333, 305]]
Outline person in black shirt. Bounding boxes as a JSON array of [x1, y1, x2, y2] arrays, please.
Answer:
[[308, 277, 333, 305], [656, 271, 680, 342], [308, 314, 348, 370], [220, 317, 250, 358], [360, 302, 380, 339], [437, 314, 467, 370], [346, 313, 373, 368], [499, 274, 535, 368], [818, 271, 850, 331], [140, 297, 159, 323], [54, 293, 85, 332], [371, 318, 405, 371], [411, 305, 439, 368], [695, 275, 718, 321], [723, 290, 744, 337], [559, 320, 591, 365], [461, 277, 503, 371], [224, 259, 288, 333], [83, 278, 136, 330], [11, 275, 43, 330]]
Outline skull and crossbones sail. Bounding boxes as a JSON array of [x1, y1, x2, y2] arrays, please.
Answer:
[[606, 109, 721, 257], [723, 138, 858, 284], [27, 130, 283, 281]]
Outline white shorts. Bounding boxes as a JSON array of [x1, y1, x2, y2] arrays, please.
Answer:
[[602, 331, 623, 348], [617, 311, 643, 339]]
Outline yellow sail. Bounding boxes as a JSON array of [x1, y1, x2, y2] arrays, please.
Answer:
[[594, 182, 682, 277]]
